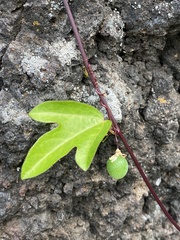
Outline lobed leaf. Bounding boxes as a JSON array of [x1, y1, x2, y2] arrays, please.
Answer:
[[21, 101, 111, 179]]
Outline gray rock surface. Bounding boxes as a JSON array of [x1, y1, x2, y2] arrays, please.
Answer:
[[0, 0, 180, 239]]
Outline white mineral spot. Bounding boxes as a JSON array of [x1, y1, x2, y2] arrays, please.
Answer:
[[155, 178, 161, 186], [49, 38, 80, 66]]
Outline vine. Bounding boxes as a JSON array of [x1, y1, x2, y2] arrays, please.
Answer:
[[62, 0, 180, 231]]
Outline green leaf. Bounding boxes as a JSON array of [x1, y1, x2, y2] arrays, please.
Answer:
[[21, 101, 112, 179]]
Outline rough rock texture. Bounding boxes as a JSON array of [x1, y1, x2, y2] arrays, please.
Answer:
[[0, 0, 180, 239]]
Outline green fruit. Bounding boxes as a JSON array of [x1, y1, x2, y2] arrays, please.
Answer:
[[107, 155, 128, 180]]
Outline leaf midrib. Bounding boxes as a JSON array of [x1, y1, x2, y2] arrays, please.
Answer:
[[30, 112, 103, 123]]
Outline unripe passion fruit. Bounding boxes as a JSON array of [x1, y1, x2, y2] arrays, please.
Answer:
[[107, 154, 128, 180]]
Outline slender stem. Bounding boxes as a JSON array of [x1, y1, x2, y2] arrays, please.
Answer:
[[62, 0, 180, 231]]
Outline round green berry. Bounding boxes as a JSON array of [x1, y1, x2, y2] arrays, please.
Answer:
[[107, 155, 128, 180]]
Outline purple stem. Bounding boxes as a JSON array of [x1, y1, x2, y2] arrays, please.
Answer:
[[62, 0, 180, 231]]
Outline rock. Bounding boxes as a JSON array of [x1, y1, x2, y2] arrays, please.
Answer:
[[0, 0, 180, 239]]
